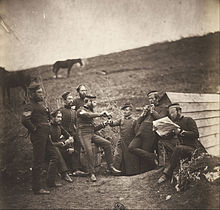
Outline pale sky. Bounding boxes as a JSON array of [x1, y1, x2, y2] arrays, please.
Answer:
[[0, 0, 219, 70]]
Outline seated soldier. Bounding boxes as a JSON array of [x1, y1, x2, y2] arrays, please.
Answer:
[[158, 103, 200, 184], [50, 109, 74, 183], [109, 102, 140, 175]]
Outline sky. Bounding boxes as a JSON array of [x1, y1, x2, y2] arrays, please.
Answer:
[[0, 0, 219, 70]]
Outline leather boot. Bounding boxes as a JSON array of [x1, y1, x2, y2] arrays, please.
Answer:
[[90, 174, 97, 182], [108, 164, 121, 175], [62, 172, 73, 183]]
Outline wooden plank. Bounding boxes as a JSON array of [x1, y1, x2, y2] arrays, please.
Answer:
[[206, 145, 220, 156], [179, 102, 219, 112], [166, 92, 220, 103], [195, 117, 220, 128], [199, 134, 219, 148], [183, 111, 220, 120], [198, 124, 219, 137]]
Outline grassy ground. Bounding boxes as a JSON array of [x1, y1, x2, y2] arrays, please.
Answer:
[[0, 32, 219, 209]]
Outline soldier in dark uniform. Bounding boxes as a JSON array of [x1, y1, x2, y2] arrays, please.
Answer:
[[128, 90, 168, 172], [158, 103, 200, 183], [76, 95, 121, 182], [109, 102, 140, 175], [59, 91, 86, 176], [72, 84, 87, 111], [50, 109, 74, 183], [21, 84, 61, 194]]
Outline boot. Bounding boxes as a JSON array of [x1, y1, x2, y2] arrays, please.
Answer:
[[62, 172, 73, 183], [108, 164, 121, 175], [90, 174, 97, 182]]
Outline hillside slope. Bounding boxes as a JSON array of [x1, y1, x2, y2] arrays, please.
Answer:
[[26, 32, 219, 110]]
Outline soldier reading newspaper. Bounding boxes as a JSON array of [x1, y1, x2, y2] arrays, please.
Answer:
[[153, 116, 180, 137]]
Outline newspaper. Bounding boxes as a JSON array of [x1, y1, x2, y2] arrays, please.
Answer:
[[153, 117, 180, 137]]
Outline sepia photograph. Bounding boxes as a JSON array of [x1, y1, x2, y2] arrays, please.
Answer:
[[0, 0, 219, 209]]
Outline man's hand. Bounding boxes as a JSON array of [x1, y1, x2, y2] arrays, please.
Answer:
[[67, 148, 74, 154], [102, 120, 110, 127], [57, 142, 65, 147], [174, 127, 181, 135], [64, 137, 74, 146], [149, 104, 155, 113], [100, 111, 112, 118]]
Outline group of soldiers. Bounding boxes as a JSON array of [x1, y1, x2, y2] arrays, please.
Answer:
[[21, 83, 203, 195]]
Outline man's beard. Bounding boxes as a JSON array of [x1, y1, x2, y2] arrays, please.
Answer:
[[79, 93, 86, 99], [87, 103, 94, 112], [32, 94, 43, 102], [66, 101, 74, 107], [53, 121, 61, 125]]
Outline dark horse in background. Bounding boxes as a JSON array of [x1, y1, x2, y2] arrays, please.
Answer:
[[0, 67, 37, 105], [52, 58, 83, 79]]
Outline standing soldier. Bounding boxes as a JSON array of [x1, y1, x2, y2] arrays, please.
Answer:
[[59, 91, 86, 176], [72, 84, 87, 111], [76, 95, 121, 182], [21, 84, 60, 194], [109, 102, 140, 175]]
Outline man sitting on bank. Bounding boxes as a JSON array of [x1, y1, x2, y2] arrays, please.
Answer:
[[158, 103, 200, 184], [50, 109, 74, 183]]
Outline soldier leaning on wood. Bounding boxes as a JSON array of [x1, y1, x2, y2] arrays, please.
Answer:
[[21, 84, 60, 195]]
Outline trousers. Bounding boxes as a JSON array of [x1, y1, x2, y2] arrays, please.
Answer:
[[78, 130, 113, 174], [163, 145, 195, 177], [30, 125, 58, 191]]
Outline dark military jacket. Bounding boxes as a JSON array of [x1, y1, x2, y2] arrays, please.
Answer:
[[110, 117, 138, 146], [50, 123, 70, 143], [174, 116, 199, 147], [110, 116, 140, 175], [59, 105, 77, 136], [49, 123, 71, 147], [72, 97, 85, 111], [21, 99, 50, 133]]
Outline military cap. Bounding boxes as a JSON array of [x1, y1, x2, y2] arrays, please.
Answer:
[[28, 83, 41, 92], [51, 109, 62, 117], [62, 91, 71, 100], [147, 90, 158, 96], [168, 103, 181, 109], [85, 94, 96, 99], [121, 102, 133, 110]]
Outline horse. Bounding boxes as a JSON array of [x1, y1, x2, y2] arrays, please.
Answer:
[[52, 58, 83, 79], [0, 67, 37, 105]]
